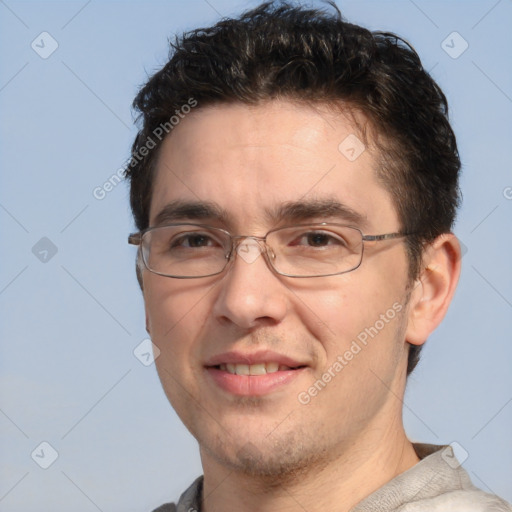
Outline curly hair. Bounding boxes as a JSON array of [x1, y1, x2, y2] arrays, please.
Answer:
[[125, 1, 461, 375]]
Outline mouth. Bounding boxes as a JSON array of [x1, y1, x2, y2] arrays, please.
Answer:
[[214, 362, 306, 375], [204, 352, 308, 396]]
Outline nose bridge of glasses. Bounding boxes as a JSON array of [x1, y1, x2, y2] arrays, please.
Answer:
[[233, 236, 269, 265]]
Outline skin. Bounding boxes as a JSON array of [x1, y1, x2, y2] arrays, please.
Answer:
[[141, 100, 461, 512]]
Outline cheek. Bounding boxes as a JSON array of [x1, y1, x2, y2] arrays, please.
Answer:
[[144, 277, 213, 377], [296, 274, 382, 337], [145, 276, 212, 336], [301, 287, 408, 426], [299, 268, 406, 363], [144, 280, 213, 418]]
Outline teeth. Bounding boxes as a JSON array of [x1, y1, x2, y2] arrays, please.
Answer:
[[236, 364, 250, 375], [219, 362, 290, 375], [249, 363, 266, 375], [265, 362, 279, 373]]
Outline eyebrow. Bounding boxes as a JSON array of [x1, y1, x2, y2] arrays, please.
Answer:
[[268, 199, 367, 228], [152, 200, 231, 227], [151, 198, 367, 229]]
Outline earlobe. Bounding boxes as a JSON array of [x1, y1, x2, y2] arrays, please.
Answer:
[[405, 233, 461, 346]]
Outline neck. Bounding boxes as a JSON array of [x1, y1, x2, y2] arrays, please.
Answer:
[[199, 419, 420, 512]]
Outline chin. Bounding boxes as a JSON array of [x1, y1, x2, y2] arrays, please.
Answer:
[[200, 425, 333, 486]]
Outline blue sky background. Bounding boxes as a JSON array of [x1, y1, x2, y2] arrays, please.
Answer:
[[1, 1, 511, 510]]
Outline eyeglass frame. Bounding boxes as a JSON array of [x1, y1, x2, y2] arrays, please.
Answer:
[[128, 222, 414, 279]]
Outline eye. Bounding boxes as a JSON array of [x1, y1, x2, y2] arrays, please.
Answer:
[[171, 232, 221, 249], [291, 230, 348, 248]]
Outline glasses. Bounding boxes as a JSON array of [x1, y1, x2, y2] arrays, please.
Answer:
[[128, 223, 411, 279]]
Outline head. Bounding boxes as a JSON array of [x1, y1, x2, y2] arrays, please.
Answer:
[[125, 1, 461, 480]]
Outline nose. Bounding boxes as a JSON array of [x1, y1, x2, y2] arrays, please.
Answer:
[[235, 237, 271, 265], [212, 237, 287, 329]]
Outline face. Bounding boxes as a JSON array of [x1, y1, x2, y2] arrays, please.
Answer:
[[143, 100, 413, 478]]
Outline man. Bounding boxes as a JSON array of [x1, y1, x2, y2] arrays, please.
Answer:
[[125, 2, 512, 511]]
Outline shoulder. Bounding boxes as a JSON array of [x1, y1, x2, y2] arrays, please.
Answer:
[[353, 444, 511, 512], [151, 504, 177, 512], [398, 489, 512, 512], [150, 475, 203, 512]]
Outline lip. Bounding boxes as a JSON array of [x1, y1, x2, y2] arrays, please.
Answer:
[[205, 367, 307, 396], [204, 350, 308, 397], [205, 350, 306, 368]]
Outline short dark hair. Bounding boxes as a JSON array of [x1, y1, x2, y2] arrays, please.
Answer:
[[125, 1, 461, 375]]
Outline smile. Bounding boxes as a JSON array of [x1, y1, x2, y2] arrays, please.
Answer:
[[216, 362, 300, 375]]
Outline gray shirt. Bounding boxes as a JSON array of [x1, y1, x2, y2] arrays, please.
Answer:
[[152, 444, 512, 512]]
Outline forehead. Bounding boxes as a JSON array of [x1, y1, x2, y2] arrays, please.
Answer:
[[149, 100, 398, 232]]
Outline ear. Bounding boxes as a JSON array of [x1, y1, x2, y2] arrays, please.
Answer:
[[405, 233, 461, 346], [135, 257, 151, 335], [136, 254, 144, 291], [145, 307, 151, 335]]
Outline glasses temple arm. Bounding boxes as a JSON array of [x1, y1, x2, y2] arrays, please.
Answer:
[[128, 233, 142, 245], [362, 232, 413, 242]]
